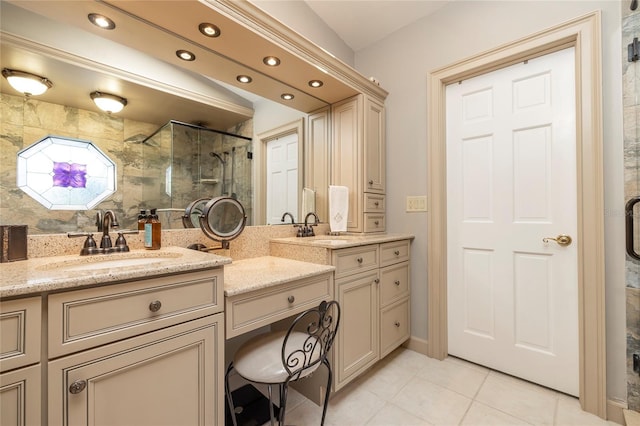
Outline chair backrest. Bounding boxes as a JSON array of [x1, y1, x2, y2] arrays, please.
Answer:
[[281, 300, 341, 381]]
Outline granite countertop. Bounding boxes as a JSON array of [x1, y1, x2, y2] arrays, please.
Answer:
[[223, 256, 335, 297], [0, 246, 231, 298], [271, 233, 415, 249]]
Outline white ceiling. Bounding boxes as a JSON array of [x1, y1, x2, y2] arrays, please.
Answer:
[[303, 0, 452, 51]]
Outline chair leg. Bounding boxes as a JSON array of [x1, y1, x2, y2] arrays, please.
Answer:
[[279, 382, 289, 426], [267, 384, 276, 426], [225, 363, 238, 426], [321, 359, 333, 426]]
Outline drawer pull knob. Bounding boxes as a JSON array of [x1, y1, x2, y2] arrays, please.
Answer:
[[288, 295, 295, 303], [69, 380, 87, 394], [394, 250, 400, 256], [374, 201, 379, 206], [368, 179, 374, 185], [356, 257, 363, 264], [374, 278, 380, 284], [149, 300, 162, 312], [394, 321, 401, 328], [374, 220, 380, 225], [395, 280, 401, 286]]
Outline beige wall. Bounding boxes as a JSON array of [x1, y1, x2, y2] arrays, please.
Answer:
[[353, 0, 626, 404]]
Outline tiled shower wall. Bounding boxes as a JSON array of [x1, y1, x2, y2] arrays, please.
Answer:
[[624, 1, 640, 412]]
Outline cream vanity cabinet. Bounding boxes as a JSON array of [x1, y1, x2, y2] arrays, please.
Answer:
[[332, 94, 386, 233], [45, 269, 225, 426], [0, 296, 42, 426], [333, 239, 410, 390]]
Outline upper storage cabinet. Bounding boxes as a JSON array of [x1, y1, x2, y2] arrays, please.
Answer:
[[332, 94, 386, 233]]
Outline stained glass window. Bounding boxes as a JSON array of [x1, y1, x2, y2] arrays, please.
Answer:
[[16, 136, 116, 210]]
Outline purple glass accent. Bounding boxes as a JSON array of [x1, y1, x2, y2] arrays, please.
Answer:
[[53, 162, 87, 188]]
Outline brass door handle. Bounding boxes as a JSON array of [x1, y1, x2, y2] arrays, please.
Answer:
[[543, 234, 572, 246]]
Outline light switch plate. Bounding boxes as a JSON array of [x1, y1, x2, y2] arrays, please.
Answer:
[[406, 195, 427, 212]]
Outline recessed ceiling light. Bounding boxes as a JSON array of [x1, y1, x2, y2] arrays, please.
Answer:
[[236, 75, 252, 84], [263, 56, 281, 67], [2, 69, 53, 96], [281, 93, 294, 100], [309, 80, 323, 88], [90, 91, 127, 114], [176, 50, 196, 61], [88, 13, 115, 30], [198, 23, 221, 38]]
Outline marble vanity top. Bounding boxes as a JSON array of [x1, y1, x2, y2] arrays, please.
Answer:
[[223, 256, 335, 297], [0, 246, 231, 298], [271, 233, 414, 249]]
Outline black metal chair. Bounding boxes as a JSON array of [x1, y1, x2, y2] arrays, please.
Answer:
[[225, 300, 341, 426]]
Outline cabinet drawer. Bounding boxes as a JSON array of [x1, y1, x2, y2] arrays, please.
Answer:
[[363, 214, 385, 233], [380, 262, 410, 307], [0, 297, 41, 372], [49, 269, 222, 357], [380, 298, 410, 358], [1, 363, 41, 425], [364, 194, 385, 213], [332, 245, 379, 279], [380, 240, 410, 267], [226, 273, 333, 339]]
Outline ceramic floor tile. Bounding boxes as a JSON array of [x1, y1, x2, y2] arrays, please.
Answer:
[[391, 376, 472, 425], [460, 401, 532, 425], [415, 356, 489, 398], [355, 354, 419, 401], [475, 371, 559, 425], [365, 402, 433, 426], [555, 394, 620, 426]]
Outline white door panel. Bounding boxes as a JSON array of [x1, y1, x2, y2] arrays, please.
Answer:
[[447, 47, 578, 395]]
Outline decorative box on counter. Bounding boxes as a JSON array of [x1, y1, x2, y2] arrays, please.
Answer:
[[0, 225, 28, 262]]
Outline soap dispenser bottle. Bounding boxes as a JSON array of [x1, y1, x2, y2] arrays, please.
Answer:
[[137, 209, 147, 231], [144, 208, 161, 250]]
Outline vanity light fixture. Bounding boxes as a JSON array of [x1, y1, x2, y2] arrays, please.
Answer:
[[263, 56, 281, 67], [281, 93, 294, 101], [308, 80, 323, 88], [90, 91, 127, 114], [198, 23, 221, 38], [88, 13, 116, 30], [2, 69, 52, 96], [236, 75, 252, 84], [176, 50, 196, 61]]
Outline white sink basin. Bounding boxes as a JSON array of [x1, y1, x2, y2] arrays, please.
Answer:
[[39, 252, 183, 272]]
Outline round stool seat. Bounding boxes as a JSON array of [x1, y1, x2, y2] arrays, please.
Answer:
[[234, 331, 320, 384]]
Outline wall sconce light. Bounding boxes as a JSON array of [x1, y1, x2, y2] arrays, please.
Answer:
[[90, 91, 127, 113], [2, 69, 53, 96]]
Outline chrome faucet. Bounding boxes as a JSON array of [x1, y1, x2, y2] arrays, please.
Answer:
[[302, 212, 319, 237], [100, 210, 119, 249], [281, 212, 295, 224]]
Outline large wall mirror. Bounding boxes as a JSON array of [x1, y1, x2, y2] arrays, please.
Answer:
[[0, 0, 338, 234]]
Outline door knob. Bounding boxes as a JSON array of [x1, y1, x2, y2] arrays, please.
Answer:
[[542, 234, 572, 246]]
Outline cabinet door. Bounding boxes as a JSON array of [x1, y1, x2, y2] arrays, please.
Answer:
[[335, 270, 379, 390], [306, 106, 331, 222], [332, 96, 363, 232], [364, 96, 385, 194], [49, 315, 224, 426], [0, 364, 40, 426]]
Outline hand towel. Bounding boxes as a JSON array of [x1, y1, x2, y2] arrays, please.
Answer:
[[302, 187, 316, 218], [329, 185, 349, 232]]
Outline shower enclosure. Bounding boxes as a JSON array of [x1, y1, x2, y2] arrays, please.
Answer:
[[141, 120, 252, 228]]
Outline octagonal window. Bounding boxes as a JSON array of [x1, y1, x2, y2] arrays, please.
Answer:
[[16, 136, 116, 210]]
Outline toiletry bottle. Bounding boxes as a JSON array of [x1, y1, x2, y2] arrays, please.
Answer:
[[137, 209, 147, 231], [144, 208, 161, 250]]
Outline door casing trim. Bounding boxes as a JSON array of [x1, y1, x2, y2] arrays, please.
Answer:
[[426, 11, 606, 418]]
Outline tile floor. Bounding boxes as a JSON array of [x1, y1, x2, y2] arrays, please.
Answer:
[[274, 348, 620, 426]]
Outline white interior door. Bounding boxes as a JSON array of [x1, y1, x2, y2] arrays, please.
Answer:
[[446, 47, 578, 396], [266, 133, 299, 224]]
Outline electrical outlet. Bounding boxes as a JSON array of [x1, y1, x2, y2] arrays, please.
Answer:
[[406, 196, 427, 212]]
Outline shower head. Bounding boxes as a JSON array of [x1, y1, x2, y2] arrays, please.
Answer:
[[209, 152, 226, 164]]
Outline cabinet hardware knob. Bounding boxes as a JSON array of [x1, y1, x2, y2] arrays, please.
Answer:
[[288, 295, 295, 303], [394, 250, 400, 256], [69, 380, 87, 394], [374, 220, 379, 225], [356, 257, 363, 264], [368, 179, 374, 185], [374, 278, 380, 284], [394, 321, 401, 328], [149, 300, 162, 312], [395, 280, 400, 286], [374, 201, 379, 206]]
